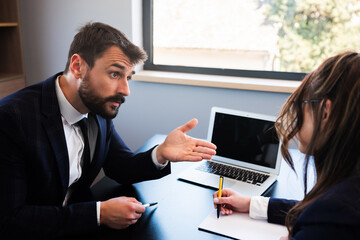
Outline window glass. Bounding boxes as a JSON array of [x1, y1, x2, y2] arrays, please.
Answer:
[[148, 0, 360, 78]]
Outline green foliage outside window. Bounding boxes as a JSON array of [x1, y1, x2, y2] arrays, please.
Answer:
[[259, 0, 360, 72]]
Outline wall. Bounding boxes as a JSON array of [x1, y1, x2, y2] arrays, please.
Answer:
[[117, 81, 289, 151], [19, 0, 133, 85], [18, 0, 291, 151]]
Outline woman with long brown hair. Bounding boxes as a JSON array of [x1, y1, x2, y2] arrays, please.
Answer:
[[213, 51, 360, 239]]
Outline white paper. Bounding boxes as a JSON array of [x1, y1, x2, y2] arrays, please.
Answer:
[[198, 210, 288, 240]]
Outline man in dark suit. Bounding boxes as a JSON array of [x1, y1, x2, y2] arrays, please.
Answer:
[[0, 22, 216, 239]]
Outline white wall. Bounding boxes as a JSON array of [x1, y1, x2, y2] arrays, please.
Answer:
[[19, 0, 291, 151]]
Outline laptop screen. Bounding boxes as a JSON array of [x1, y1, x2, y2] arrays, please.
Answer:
[[211, 112, 279, 169]]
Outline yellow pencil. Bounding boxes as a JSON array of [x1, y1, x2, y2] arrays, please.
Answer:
[[217, 176, 224, 218]]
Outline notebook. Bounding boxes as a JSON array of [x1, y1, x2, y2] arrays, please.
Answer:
[[198, 210, 288, 240], [178, 107, 282, 196]]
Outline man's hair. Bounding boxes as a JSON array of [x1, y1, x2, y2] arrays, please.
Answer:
[[64, 22, 147, 73]]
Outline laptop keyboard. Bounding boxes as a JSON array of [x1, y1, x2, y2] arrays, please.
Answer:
[[196, 161, 269, 186]]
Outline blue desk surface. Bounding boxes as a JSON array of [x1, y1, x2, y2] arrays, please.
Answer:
[[90, 134, 313, 240]]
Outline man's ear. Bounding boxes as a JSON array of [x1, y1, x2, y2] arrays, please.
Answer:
[[69, 54, 84, 79], [322, 99, 332, 123]]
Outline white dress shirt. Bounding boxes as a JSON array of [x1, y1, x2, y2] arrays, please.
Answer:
[[55, 77, 90, 204], [249, 196, 269, 219]]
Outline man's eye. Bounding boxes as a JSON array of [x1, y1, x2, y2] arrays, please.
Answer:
[[110, 72, 119, 78]]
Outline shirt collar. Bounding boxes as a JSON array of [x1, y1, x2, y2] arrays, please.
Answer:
[[55, 75, 87, 125]]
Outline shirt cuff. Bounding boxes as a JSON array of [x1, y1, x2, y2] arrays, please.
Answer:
[[151, 146, 169, 170], [96, 201, 101, 226], [249, 196, 269, 220]]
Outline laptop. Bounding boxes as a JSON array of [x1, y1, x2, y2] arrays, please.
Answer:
[[178, 107, 282, 196]]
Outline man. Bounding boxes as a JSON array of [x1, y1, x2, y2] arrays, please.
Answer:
[[0, 22, 216, 239]]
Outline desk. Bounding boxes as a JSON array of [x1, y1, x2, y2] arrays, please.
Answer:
[[90, 134, 312, 240]]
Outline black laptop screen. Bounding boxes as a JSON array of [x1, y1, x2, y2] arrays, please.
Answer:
[[211, 112, 279, 169]]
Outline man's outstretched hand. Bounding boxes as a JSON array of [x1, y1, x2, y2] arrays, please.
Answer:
[[156, 119, 217, 164]]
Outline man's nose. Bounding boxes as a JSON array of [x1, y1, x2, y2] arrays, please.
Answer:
[[117, 77, 130, 96]]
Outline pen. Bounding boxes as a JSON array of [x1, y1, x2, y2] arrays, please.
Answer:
[[217, 176, 224, 218], [143, 202, 158, 208]]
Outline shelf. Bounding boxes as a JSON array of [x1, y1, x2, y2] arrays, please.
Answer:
[[0, 0, 25, 98], [0, 75, 25, 98], [0, 73, 24, 83], [0, 22, 18, 27]]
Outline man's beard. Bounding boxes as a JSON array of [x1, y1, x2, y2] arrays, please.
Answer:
[[78, 73, 125, 119]]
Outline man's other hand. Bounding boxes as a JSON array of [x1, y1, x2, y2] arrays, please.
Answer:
[[100, 197, 145, 229], [156, 119, 217, 164]]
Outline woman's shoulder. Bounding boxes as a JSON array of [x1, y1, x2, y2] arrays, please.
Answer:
[[299, 177, 360, 224], [319, 177, 360, 205], [291, 177, 360, 239]]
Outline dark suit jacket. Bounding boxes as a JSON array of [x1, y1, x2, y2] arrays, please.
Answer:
[[0, 73, 171, 239], [268, 177, 360, 239]]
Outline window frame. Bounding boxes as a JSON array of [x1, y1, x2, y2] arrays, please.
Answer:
[[142, 0, 306, 81]]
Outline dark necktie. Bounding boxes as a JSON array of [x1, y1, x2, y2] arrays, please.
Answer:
[[76, 118, 90, 174], [65, 118, 91, 205]]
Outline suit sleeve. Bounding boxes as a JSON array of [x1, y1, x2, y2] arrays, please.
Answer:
[[0, 109, 98, 239], [102, 121, 171, 184], [267, 198, 298, 225]]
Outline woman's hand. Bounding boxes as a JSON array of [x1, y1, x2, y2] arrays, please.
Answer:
[[213, 188, 251, 215]]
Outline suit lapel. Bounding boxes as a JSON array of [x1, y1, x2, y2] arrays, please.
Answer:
[[41, 73, 69, 197]]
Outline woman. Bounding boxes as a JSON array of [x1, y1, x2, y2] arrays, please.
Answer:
[[213, 51, 360, 239]]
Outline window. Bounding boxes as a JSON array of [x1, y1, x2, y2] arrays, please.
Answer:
[[143, 0, 360, 81]]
